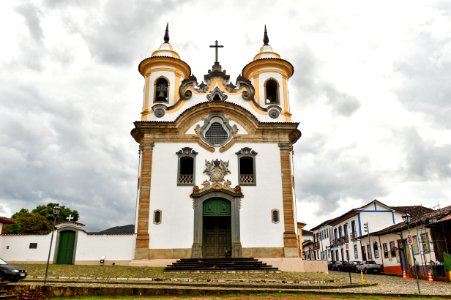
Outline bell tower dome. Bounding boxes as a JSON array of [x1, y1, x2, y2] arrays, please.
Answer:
[[138, 24, 191, 120], [242, 26, 294, 121]]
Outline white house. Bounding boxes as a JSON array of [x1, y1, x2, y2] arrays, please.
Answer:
[[310, 200, 406, 262]]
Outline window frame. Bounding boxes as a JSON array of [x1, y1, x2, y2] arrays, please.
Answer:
[[153, 210, 162, 225], [236, 147, 257, 186], [176, 147, 198, 186], [271, 209, 280, 224]]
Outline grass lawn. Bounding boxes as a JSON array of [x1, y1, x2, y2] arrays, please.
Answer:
[[17, 264, 342, 283]]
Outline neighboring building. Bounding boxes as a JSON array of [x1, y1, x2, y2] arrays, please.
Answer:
[[310, 200, 407, 262], [0, 216, 14, 234], [360, 205, 450, 279], [132, 26, 302, 261], [310, 219, 334, 261]]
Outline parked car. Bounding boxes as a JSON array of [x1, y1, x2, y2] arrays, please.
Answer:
[[331, 261, 345, 271], [327, 261, 334, 270], [342, 260, 361, 272], [356, 260, 382, 273], [0, 258, 27, 282]]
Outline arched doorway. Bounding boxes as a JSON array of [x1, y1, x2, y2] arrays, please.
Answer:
[[202, 198, 231, 258], [56, 230, 76, 264], [191, 190, 243, 258]]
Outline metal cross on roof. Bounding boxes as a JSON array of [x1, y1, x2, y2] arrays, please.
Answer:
[[66, 214, 74, 222], [209, 40, 224, 63]]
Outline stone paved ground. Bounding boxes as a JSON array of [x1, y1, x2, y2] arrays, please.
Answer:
[[324, 271, 451, 296]]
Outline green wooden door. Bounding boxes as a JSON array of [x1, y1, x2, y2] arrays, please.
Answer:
[[203, 198, 231, 216], [56, 230, 75, 264], [203, 199, 231, 258]]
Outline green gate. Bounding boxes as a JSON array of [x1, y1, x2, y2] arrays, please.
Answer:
[[203, 198, 231, 216], [56, 230, 76, 264]]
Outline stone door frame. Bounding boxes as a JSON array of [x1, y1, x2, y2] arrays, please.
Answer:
[[191, 191, 242, 258]]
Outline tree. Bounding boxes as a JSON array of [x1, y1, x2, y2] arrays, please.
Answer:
[[3, 203, 79, 235]]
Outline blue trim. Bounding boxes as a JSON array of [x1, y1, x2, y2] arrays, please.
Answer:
[[358, 209, 392, 212], [392, 212, 395, 224], [358, 213, 362, 237]]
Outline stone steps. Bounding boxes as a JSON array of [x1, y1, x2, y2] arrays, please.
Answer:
[[164, 257, 278, 272]]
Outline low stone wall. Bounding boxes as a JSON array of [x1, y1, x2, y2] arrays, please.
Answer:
[[259, 258, 327, 273]]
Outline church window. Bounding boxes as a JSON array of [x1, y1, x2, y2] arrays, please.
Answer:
[[236, 147, 257, 185], [265, 79, 279, 104], [154, 77, 169, 102], [205, 122, 228, 145], [29, 243, 38, 249], [199, 114, 234, 147], [153, 210, 162, 224], [176, 147, 198, 185], [271, 209, 280, 223]]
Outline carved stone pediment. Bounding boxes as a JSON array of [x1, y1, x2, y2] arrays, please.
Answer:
[[207, 87, 228, 101], [204, 159, 230, 182]]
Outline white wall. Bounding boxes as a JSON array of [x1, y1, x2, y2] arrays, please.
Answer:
[[148, 142, 285, 249], [75, 232, 135, 261], [0, 234, 55, 262]]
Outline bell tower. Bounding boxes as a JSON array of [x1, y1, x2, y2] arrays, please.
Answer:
[[138, 24, 191, 120], [242, 25, 294, 121]]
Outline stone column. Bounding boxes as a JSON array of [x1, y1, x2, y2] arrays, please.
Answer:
[[231, 196, 242, 258], [191, 200, 203, 258], [279, 143, 299, 257], [135, 142, 154, 259]]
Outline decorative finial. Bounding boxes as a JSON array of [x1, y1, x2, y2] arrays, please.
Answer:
[[164, 23, 169, 43], [263, 25, 269, 46]]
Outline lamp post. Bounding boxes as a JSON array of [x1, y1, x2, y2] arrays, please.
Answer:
[[44, 205, 60, 284], [402, 213, 421, 294]]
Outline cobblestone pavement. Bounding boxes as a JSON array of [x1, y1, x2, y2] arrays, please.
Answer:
[[324, 271, 451, 296]]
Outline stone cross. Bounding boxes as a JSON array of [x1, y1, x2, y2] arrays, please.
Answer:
[[66, 214, 74, 222], [209, 40, 224, 63]]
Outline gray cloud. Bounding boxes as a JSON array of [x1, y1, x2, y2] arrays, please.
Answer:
[[401, 127, 451, 180], [290, 46, 361, 117], [394, 32, 451, 126], [294, 134, 388, 215], [15, 3, 44, 45]]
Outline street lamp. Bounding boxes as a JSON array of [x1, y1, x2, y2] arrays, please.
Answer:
[[44, 205, 60, 284], [402, 212, 420, 294]]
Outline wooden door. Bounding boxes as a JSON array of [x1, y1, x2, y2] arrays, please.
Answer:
[[56, 230, 75, 264], [203, 217, 231, 258]]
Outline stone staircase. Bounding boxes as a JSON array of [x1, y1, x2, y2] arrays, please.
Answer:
[[0, 282, 15, 299], [164, 257, 278, 272]]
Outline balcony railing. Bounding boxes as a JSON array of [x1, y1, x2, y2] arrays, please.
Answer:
[[178, 174, 193, 185], [239, 174, 255, 185]]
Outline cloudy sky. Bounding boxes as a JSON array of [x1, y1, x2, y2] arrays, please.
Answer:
[[1, 0, 450, 231]]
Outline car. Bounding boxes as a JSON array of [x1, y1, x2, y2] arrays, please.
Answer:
[[327, 261, 335, 270], [356, 260, 382, 274], [331, 261, 345, 271], [0, 258, 27, 282], [342, 260, 361, 272]]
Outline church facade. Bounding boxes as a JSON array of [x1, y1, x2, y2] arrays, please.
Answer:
[[132, 26, 302, 260]]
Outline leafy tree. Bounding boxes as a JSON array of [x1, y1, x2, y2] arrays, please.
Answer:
[[3, 203, 79, 235]]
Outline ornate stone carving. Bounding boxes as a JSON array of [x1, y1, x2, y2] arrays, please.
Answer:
[[204, 159, 230, 183], [179, 75, 209, 100], [190, 159, 243, 197], [176, 147, 198, 156], [207, 87, 228, 101], [224, 74, 256, 101], [235, 147, 258, 156]]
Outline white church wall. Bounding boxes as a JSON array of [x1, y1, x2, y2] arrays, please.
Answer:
[[148, 142, 285, 250], [0, 234, 55, 262], [75, 232, 135, 263]]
